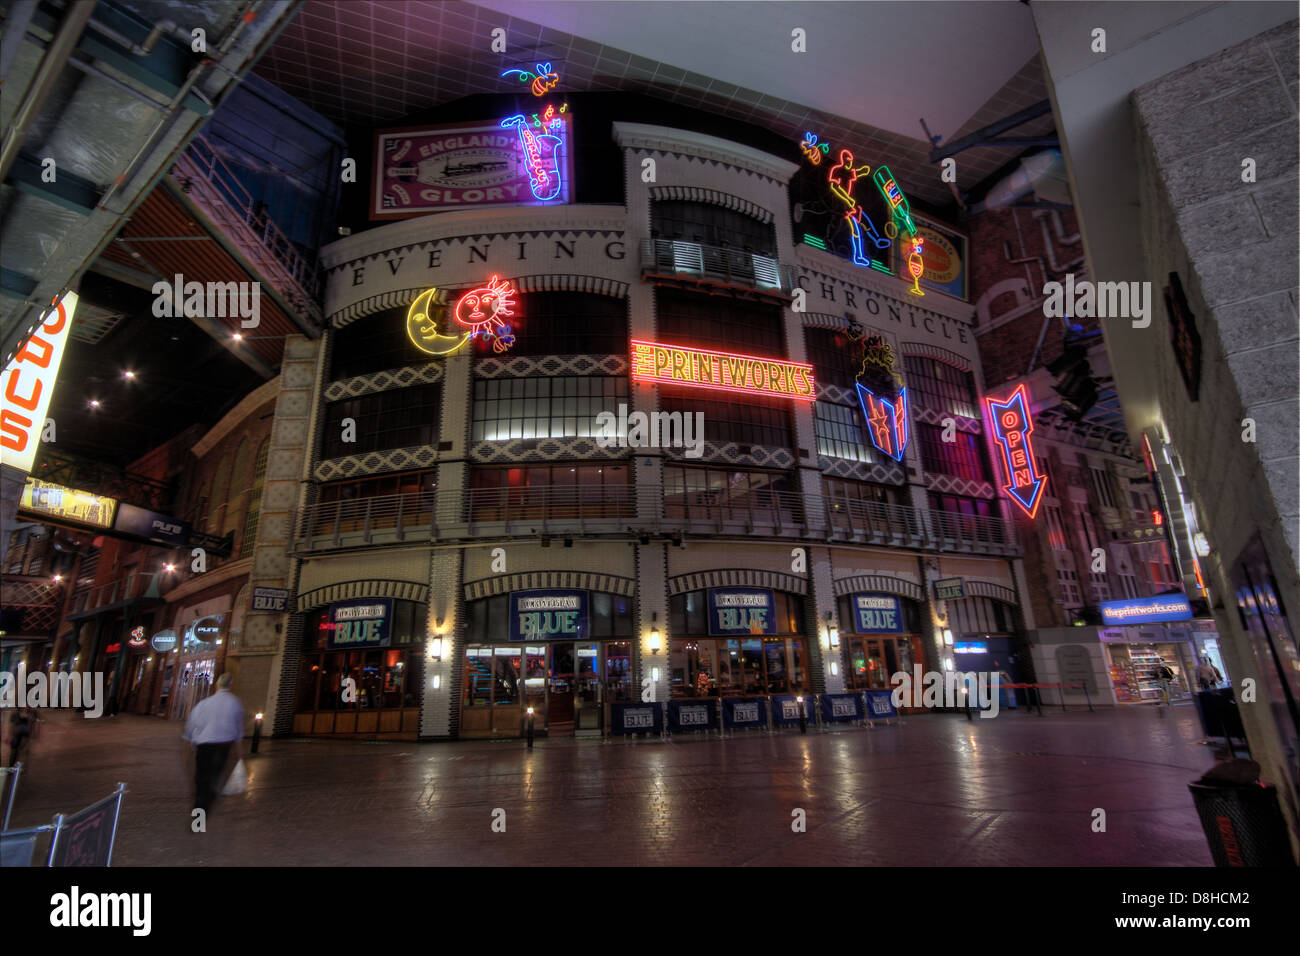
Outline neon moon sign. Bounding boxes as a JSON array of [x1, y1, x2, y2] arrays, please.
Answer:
[[406, 278, 519, 356]]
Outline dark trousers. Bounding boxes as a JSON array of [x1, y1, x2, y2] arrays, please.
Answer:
[[194, 742, 233, 813]]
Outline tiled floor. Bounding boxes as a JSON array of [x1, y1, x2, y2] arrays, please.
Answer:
[[4, 704, 1221, 866]]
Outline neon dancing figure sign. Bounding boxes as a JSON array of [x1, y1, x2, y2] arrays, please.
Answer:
[[854, 383, 909, 462], [986, 383, 1046, 517]]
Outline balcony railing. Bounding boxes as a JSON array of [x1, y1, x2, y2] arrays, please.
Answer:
[[640, 239, 794, 295], [171, 136, 323, 323], [290, 485, 1019, 556], [69, 571, 161, 615]]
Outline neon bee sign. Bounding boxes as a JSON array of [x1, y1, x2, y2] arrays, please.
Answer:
[[986, 383, 1046, 517]]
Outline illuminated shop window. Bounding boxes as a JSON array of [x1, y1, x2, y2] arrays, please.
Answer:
[[471, 376, 627, 441], [321, 384, 441, 458], [902, 355, 978, 418]]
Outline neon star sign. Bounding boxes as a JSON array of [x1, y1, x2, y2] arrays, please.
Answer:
[[986, 383, 1046, 518], [854, 383, 909, 462]]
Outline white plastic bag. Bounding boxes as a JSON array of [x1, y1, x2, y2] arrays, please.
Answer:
[[221, 758, 248, 796]]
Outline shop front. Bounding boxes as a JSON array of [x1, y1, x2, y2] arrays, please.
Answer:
[[461, 589, 635, 738], [292, 598, 425, 738], [169, 613, 228, 722], [1101, 627, 1197, 703], [667, 587, 809, 700], [836, 592, 926, 692]]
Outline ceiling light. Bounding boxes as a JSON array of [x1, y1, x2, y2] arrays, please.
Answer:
[[232, 333, 242, 341], [88, 399, 100, 409], [124, 370, 135, 379]]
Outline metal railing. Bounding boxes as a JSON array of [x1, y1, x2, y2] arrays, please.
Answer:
[[171, 136, 322, 323], [69, 571, 161, 614], [640, 238, 794, 294], [290, 485, 1019, 555]]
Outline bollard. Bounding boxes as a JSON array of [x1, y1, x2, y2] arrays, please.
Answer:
[[964, 687, 972, 720], [797, 696, 807, 735], [251, 712, 263, 753], [1082, 681, 1094, 712], [526, 706, 535, 749]]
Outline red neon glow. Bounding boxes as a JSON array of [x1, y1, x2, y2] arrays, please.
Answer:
[[454, 275, 516, 335], [1152, 509, 1163, 526], [985, 383, 1046, 518], [630, 339, 816, 402]]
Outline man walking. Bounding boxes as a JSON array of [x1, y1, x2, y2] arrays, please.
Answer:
[[182, 672, 244, 815]]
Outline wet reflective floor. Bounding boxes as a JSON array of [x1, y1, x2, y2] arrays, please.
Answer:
[[5, 704, 1220, 866]]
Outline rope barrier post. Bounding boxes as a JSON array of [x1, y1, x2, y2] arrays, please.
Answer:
[[1035, 685, 1044, 716], [1061, 683, 1068, 712], [1082, 681, 1093, 712]]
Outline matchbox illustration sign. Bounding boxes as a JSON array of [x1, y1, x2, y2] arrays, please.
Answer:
[[986, 383, 1046, 518], [373, 116, 571, 218], [630, 340, 815, 401]]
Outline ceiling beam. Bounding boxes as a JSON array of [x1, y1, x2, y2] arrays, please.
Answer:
[[928, 99, 1053, 163]]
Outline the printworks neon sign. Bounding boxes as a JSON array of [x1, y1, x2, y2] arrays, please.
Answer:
[[986, 383, 1046, 517], [630, 340, 815, 401], [406, 276, 519, 356]]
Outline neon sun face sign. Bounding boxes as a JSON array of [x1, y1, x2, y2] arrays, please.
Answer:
[[986, 384, 1046, 518], [406, 276, 519, 356]]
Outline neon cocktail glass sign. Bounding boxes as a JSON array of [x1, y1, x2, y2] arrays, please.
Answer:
[[986, 383, 1046, 517], [630, 340, 815, 401]]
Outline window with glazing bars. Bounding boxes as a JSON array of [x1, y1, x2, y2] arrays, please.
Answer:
[[650, 201, 777, 256], [659, 386, 793, 448], [655, 289, 785, 357], [321, 384, 441, 459], [472, 376, 628, 441], [815, 401, 876, 463], [902, 355, 978, 418], [469, 292, 629, 357], [917, 423, 991, 482], [804, 327, 864, 388]]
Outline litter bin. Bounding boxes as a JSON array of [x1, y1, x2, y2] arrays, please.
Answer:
[[1188, 759, 1296, 867]]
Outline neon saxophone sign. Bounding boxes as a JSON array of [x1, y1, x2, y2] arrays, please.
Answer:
[[986, 383, 1046, 517], [501, 110, 565, 201]]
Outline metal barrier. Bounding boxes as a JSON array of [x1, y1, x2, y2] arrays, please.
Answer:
[[1, 782, 127, 868], [1, 762, 22, 830]]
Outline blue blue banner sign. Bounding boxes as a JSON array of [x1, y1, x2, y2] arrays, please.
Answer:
[[610, 701, 663, 735], [771, 695, 814, 726], [721, 697, 768, 729], [325, 598, 393, 649], [1100, 594, 1193, 626], [668, 699, 718, 732], [821, 693, 863, 722], [113, 502, 190, 547], [864, 689, 898, 720], [707, 587, 777, 636], [252, 586, 289, 612], [852, 593, 904, 633], [509, 589, 590, 642]]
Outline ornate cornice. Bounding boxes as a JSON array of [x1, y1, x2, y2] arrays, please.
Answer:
[[612, 122, 800, 184]]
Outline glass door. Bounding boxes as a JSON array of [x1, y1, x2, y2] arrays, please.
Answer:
[[575, 643, 602, 733], [547, 643, 576, 731]]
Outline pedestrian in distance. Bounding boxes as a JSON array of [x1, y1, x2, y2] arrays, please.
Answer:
[[1196, 655, 1223, 690], [4, 706, 40, 768], [181, 672, 245, 816]]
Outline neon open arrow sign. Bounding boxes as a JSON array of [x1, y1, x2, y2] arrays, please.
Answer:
[[986, 383, 1046, 518]]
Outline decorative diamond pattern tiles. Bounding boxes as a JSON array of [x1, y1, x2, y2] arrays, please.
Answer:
[[474, 354, 627, 378], [915, 404, 982, 434], [470, 437, 630, 463], [818, 456, 905, 486], [324, 362, 445, 401], [315, 444, 439, 481], [662, 442, 794, 470], [924, 472, 995, 499], [254, 1, 1056, 208]]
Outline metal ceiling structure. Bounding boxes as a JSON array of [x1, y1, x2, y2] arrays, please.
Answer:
[[0, 0, 300, 368]]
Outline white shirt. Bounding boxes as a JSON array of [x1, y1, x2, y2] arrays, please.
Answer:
[[183, 689, 245, 745]]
